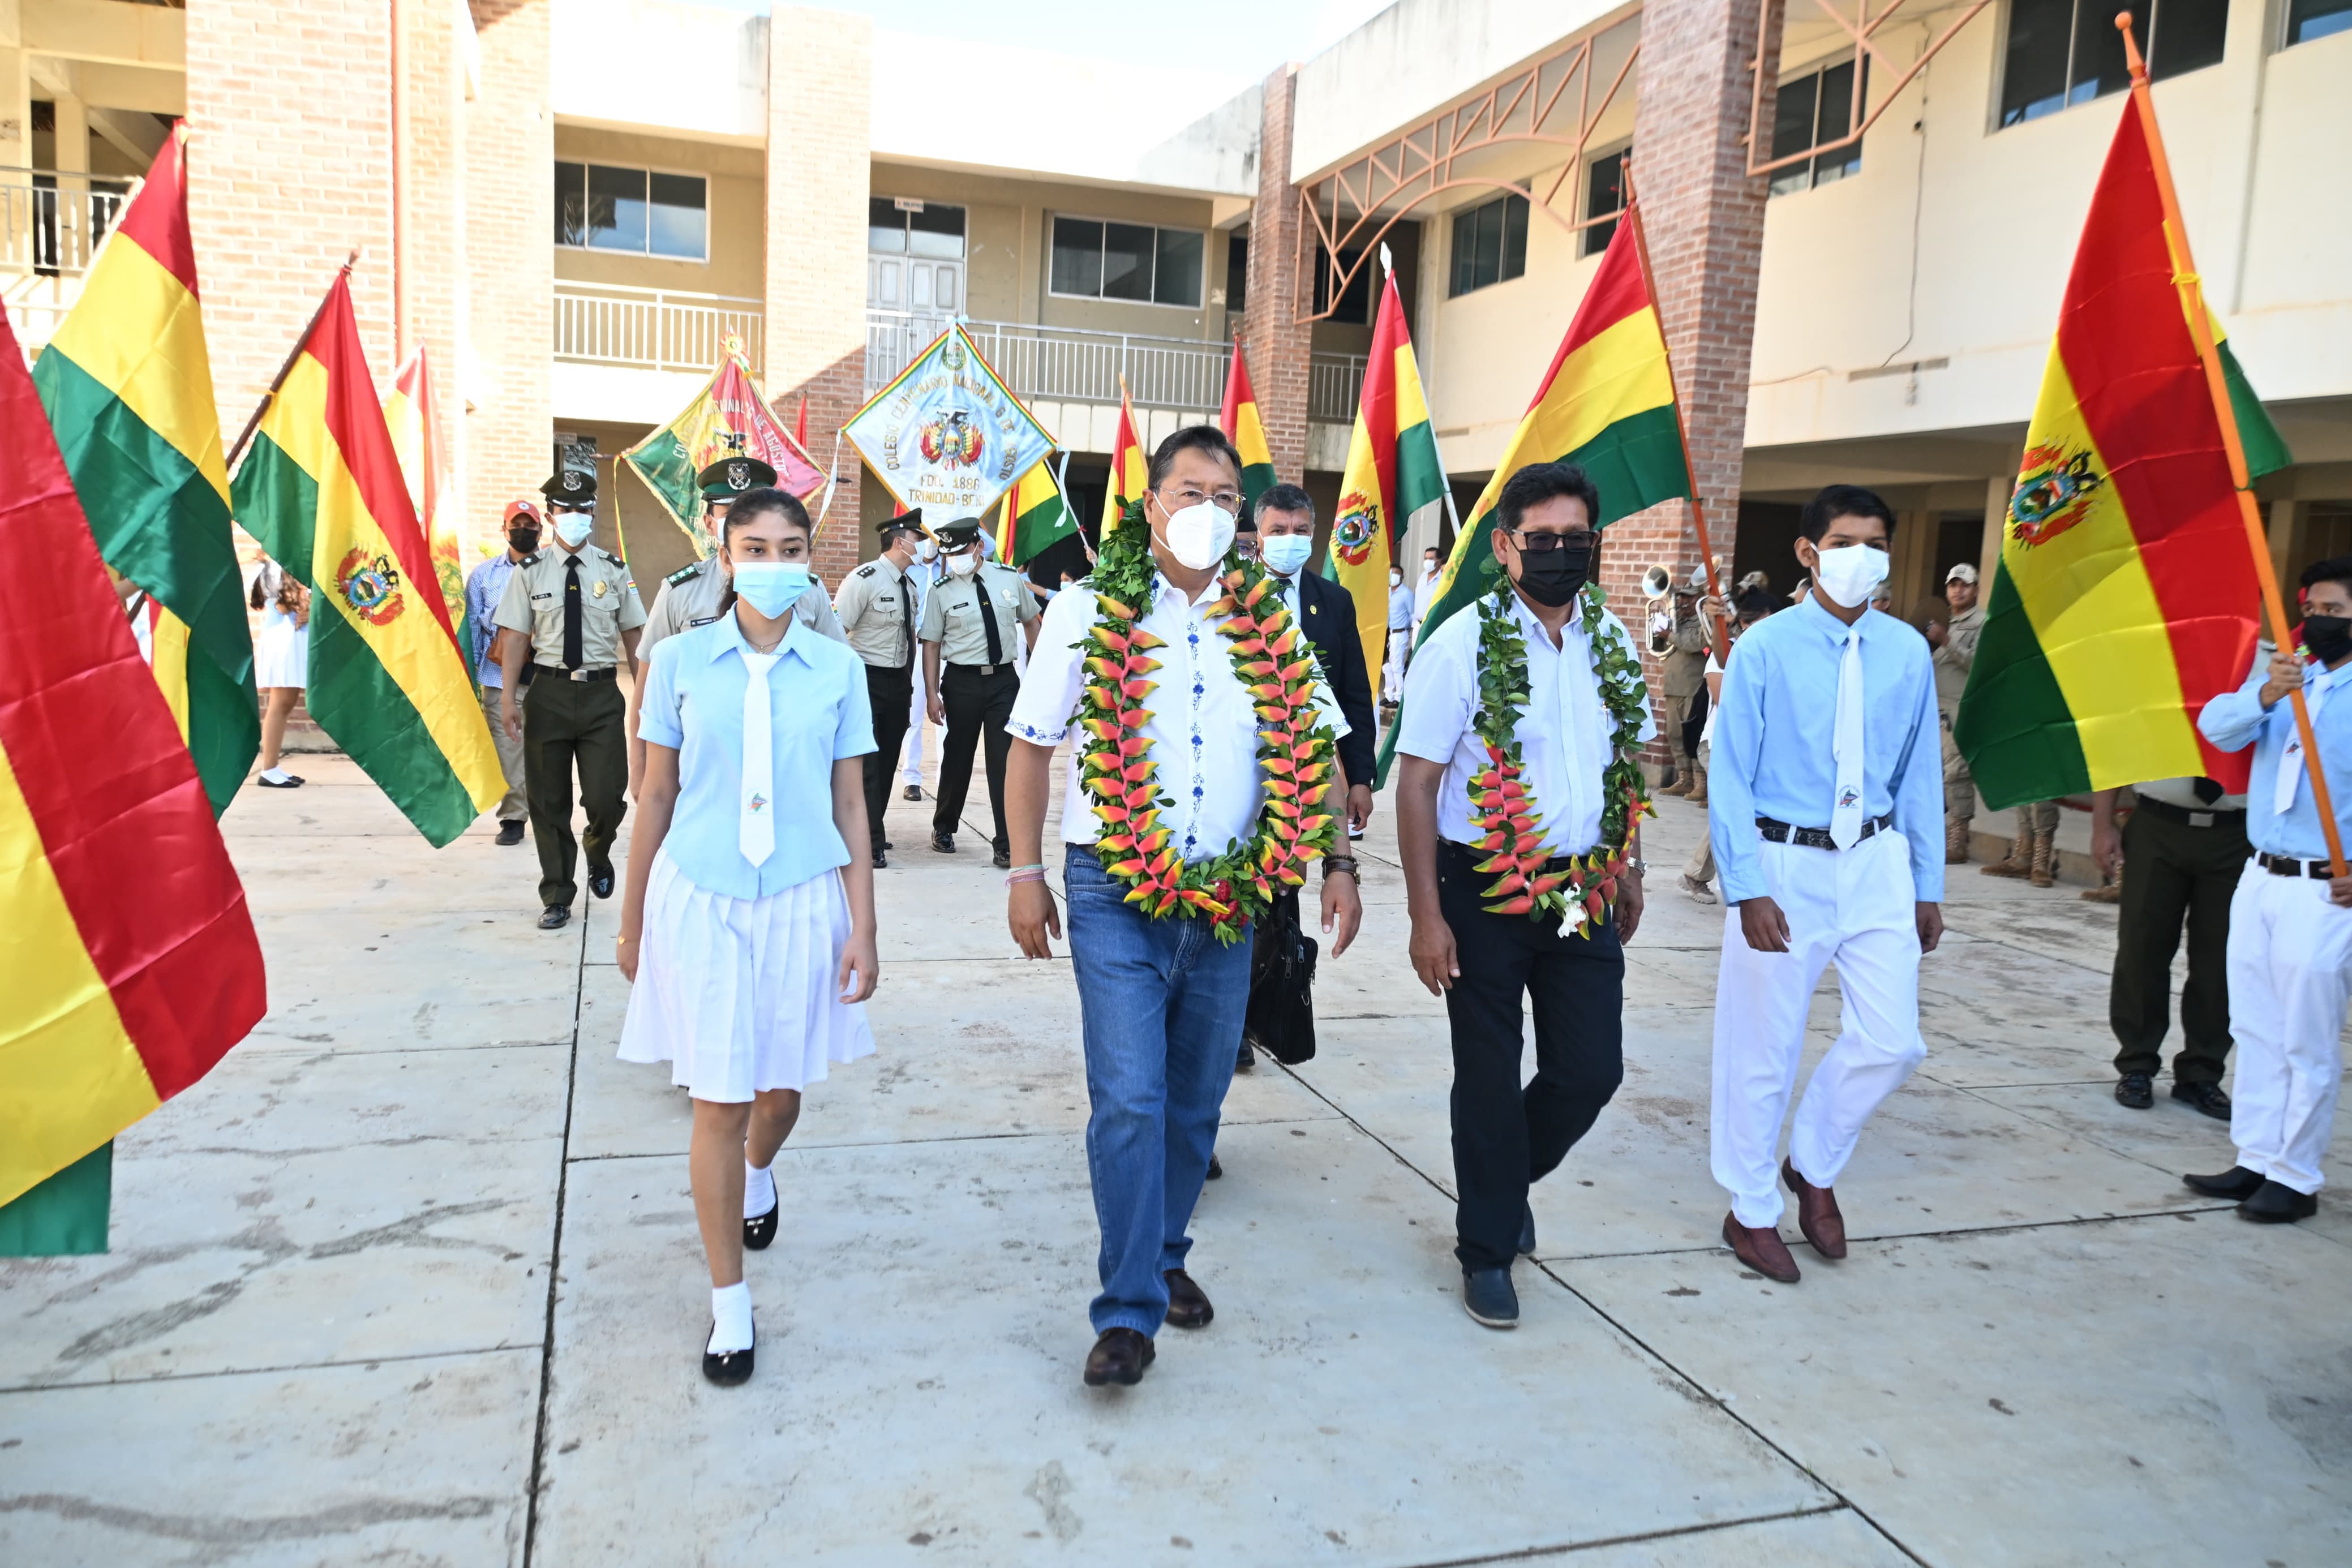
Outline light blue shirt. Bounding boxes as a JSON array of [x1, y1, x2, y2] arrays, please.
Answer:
[[1707, 596, 1945, 905], [636, 609, 876, 900], [465, 555, 517, 687], [2196, 655, 2352, 862]]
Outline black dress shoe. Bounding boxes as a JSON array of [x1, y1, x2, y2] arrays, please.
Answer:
[[496, 820, 526, 845], [744, 1193, 779, 1251], [2115, 1071, 2154, 1109], [255, 771, 305, 789], [902, 784, 924, 802], [2183, 1165, 2266, 1200], [882, 839, 895, 850], [588, 865, 615, 900], [992, 846, 1012, 870], [1205, 1152, 1223, 1180], [1463, 1267, 1519, 1329], [1083, 1326, 1154, 1386], [1517, 1202, 1537, 1258], [1162, 1269, 1213, 1329], [2171, 1081, 2231, 1120], [872, 850, 889, 869], [930, 832, 955, 854], [1234, 1040, 1255, 1072], [2239, 1179, 2319, 1224], [702, 1325, 754, 1386], [538, 905, 571, 930]]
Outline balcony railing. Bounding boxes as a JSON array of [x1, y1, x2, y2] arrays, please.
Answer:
[[866, 311, 1233, 412], [553, 282, 763, 376], [1310, 352, 1367, 424], [2, 167, 137, 359]]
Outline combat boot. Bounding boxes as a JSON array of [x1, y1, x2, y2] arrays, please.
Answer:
[[1945, 818, 1972, 865], [2029, 828, 2057, 888], [1980, 835, 2031, 878], [1660, 767, 1692, 798], [1686, 771, 1709, 807], [2081, 871, 2120, 904]]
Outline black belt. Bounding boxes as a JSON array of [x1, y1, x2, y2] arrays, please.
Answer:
[[947, 660, 1016, 677], [1756, 813, 1892, 850], [2255, 851, 2334, 880], [523, 665, 616, 685], [1436, 839, 1583, 875], [2136, 795, 2243, 828]]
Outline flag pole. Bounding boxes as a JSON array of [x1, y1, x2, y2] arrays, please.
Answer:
[[2117, 15, 2344, 877], [227, 251, 360, 473], [1619, 161, 1732, 663], [813, 428, 845, 531]]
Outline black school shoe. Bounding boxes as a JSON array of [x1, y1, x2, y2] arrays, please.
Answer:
[[703, 1325, 754, 1386], [2239, 1180, 2319, 1224], [2171, 1081, 2231, 1120], [1517, 1202, 1537, 1258], [902, 784, 924, 802], [588, 864, 615, 900], [744, 1193, 779, 1250], [538, 905, 572, 930], [496, 820, 526, 845], [2115, 1072, 2154, 1109], [1463, 1267, 1519, 1329], [2182, 1165, 2265, 1200]]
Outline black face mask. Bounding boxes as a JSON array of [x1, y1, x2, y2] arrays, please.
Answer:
[[1510, 533, 1594, 607], [508, 527, 540, 554], [2307, 614, 2352, 666]]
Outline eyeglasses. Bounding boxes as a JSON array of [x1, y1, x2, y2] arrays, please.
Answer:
[[1501, 528, 1591, 554], [1155, 486, 1244, 514]]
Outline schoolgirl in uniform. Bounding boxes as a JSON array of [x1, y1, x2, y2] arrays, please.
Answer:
[[615, 486, 879, 1385]]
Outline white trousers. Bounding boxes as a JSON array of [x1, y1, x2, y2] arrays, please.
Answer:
[[2225, 864, 2351, 1195], [1383, 627, 1406, 704], [1711, 828, 1926, 1227], [900, 677, 926, 784]]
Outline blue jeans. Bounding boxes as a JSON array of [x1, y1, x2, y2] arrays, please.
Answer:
[[1064, 844, 1252, 1336]]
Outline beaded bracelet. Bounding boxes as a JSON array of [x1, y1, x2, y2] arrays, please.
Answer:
[[1006, 868, 1048, 887]]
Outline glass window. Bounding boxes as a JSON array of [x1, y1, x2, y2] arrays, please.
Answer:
[[868, 196, 907, 254], [555, 161, 586, 246], [1048, 216, 1208, 307], [1583, 149, 1625, 256], [648, 173, 706, 261], [907, 202, 966, 260], [1812, 60, 1862, 186], [1051, 217, 1104, 297], [555, 161, 706, 259], [2000, 0, 2229, 128], [1449, 194, 1529, 297], [1314, 247, 1372, 322], [1154, 227, 1203, 307], [585, 165, 646, 253], [1769, 58, 1866, 196], [1101, 222, 1154, 301], [2289, 0, 2352, 43], [1226, 233, 1249, 313]]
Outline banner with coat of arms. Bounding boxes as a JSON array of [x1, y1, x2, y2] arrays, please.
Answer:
[[843, 324, 1057, 522]]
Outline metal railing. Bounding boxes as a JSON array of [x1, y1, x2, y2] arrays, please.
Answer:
[[866, 310, 1232, 413], [1310, 351, 1367, 424], [0, 166, 133, 280], [553, 282, 763, 375]]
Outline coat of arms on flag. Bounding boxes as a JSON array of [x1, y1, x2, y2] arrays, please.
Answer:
[[845, 323, 1055, 521]]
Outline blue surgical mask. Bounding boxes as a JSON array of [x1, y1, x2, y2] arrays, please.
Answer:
[[731, 560, 810, 617], [1260, 534, 1314, 578]]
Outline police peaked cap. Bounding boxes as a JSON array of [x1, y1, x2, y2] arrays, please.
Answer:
[[934, 517, 985, 548], [698, 457, 778, 500], [542, 468, 598, 504], [877, 508, 924, 540]]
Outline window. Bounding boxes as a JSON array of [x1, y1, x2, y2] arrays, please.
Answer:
[[1769, 58, 1865, 196], [1998, 0, 2228, 128], [2287, 0, 2352, 44], [1226, 233, 1249, 313], [555, 162, 707, 260], [1049, 217, 1204, 307], [868, 197, 966, 259], [1448, 193, 1527, 298], [1583, 148, 1626, 256], [1313, 247, 1374, 323]]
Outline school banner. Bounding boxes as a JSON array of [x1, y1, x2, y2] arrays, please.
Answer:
[[843, 324, 1055, 522]]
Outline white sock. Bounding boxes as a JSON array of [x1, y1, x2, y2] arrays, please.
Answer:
[[709, 1282, 753, 1354], [743, 1159, 775, 1219], [259, 766, 291, 783]]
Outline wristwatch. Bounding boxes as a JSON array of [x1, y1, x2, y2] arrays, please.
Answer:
[[1623, 858, 1647, 875], [1323, 856, 1361, 880]]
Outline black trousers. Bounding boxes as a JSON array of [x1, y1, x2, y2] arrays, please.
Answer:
[[861, 660, 915, 853], [2110, 805, 2245, 1085], [523, 675, 627, 910], [1436, 840, 1625, 1271], [933, 661, 1020, 850]]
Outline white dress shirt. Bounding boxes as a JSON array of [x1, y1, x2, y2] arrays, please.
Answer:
[[1007, 569, 1350, 864], [1394, 592, 1655, 858]]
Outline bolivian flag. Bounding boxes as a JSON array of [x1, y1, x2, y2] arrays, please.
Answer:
[[385, 347, 468, 650], [233, 273, 506, 847], [0, 303, 265, 1252], [1955, 102, 2287, 807], [998, 459, 1077, 566], [32, 127, 257, 815], [1100, 390, 1147, 538], [1220, 338, 1277, 504], [1330, 268, 1449, 687]]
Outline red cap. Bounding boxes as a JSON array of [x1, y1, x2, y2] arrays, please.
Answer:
[[504, 497, 542, 526]]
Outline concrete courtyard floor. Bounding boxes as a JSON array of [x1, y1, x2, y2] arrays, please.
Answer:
[[5, 733, 2350, 1567]]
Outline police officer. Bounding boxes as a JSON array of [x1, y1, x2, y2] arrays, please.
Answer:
[[834, 509, 925, 869], [495, 468, 646, 930], [628, 456, 845, 794], [920, 517, 1040, 867]]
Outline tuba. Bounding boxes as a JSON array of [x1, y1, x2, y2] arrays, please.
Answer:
[[1643, 564, 1675, 652]]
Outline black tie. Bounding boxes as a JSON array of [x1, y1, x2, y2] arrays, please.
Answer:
[[2192, 776, 2224, 805], [974, 573, 1004, 665], [563, 556, 584, 670], [899, 570, 915, 667]]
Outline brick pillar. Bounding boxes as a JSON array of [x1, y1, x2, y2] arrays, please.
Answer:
[[1611, 0, 1782, 767], [465, 1, 552, 563], [765, 5, 871, 588], [1241, 66, 1311, 486]]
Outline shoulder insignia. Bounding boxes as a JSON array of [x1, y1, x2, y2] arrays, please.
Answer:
[[665, 564, 700, 586], [596, 548, 625, 566], [856, 563, 877, 578]]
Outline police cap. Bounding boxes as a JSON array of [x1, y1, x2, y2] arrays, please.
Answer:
[[698, 457, 778, 501]]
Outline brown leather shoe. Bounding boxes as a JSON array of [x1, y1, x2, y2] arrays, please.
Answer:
[[1782, 1159, 1848, 1259], [1082, 1327, 1155, 1386], [1722, 1212, 1801, 1283], [1162, 1269, 1213, 1329]]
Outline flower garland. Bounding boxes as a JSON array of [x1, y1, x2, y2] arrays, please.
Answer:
[[1072, 505, 1341, 943], [1467, 580, 1654, 930]]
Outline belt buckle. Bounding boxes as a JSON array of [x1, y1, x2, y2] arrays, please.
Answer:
[[2188, 811, 2214, 828], [569, 668, 590, 682], [981, 663, 999, 676]]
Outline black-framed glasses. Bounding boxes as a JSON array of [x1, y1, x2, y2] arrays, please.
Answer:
[[1502, 528, 1593, 554]]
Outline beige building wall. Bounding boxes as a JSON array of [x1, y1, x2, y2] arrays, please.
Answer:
[[467, 1, 555, 565]]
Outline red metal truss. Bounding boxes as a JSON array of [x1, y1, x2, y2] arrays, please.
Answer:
[[1746, 0, 1995, 177]]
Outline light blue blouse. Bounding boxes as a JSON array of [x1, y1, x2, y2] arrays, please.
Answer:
[[636, 609, 875, 899]]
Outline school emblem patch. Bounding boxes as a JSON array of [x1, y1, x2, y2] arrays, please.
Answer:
[[726, 459, 752, 491], [748, 793, 769, 815], [334, 547, 405, 626], [917, 410, 985, 469], [2008, 442, 2105, 549], [1332, 488, 1384, 568], [1838, 785, 1861, 810]]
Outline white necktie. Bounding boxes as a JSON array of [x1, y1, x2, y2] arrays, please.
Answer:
[[2276, 663, 2329, 815], [740, 650, 779, 867], [1831, 625, 1866, 849]]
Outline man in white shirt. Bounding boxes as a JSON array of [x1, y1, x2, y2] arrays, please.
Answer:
[[1384, 565, 1414, 705], [1394, 461, 1654, 1330], [1413, 544, 1444, 631], [1706, 484, 1944, 1285], [1003, 427, 1363, 1388]]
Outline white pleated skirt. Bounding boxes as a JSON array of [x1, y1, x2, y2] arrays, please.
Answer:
[[254, 611, 307, 690], [617, 851, 874, 1101]]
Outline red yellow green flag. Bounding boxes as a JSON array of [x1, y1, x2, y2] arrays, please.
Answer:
[[232, 274, 506, 847], [32, 127, 257, 815], [0, 302, 265, 1251], [385, 347, 467, 652], [998, 459, 1078, 566], [1100, 389, 1147, 538], [1955, 101, 2288, 807], [1329, 267, 1448, 693], [1220, 338, 1276, 505], [620, 351, 827, 558]]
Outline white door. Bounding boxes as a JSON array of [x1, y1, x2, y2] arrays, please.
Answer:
[[868, 253, 964, 379]]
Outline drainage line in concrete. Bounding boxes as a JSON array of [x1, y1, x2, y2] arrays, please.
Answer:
[[1383, 1502, 1855, 1567], [520, 908, 589, 1567]]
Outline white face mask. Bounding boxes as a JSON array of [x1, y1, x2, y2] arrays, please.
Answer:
[[917, 538, 939, 562], [1809, 541, 1890, 609], [946, 551, 979, 578], [552, 512, 594, 550], [1156, 500, 1236, 573], [1389, 571, 1403, 587], [1260, 534, 1313, 578]]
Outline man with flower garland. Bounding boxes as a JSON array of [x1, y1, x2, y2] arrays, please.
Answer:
[[1003, 426, 1364, 1388], [1396, 461, 1655, 1331]]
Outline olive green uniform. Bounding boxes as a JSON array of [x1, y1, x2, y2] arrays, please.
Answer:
[[638, 555, 843, 660], [1934, 603, 1986, 827], [495, 545, 646, 909], [1659, 612, 1708, 794], [921, 560, 1039, 852], [835, 555, 921, 856]]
